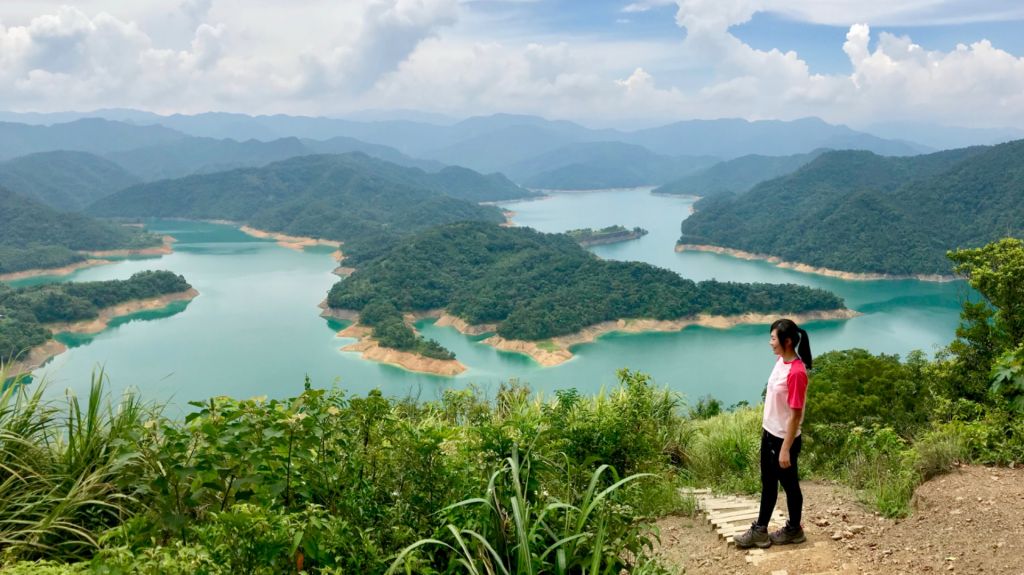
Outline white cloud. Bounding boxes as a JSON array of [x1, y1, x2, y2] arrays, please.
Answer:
[[622, 1, 675, 13], [0, 1, 1023, 129], [294, 0, 458, 95], [657, 0, 1024, 127]]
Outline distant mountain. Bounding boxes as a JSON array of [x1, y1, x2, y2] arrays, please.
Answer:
[[105, 134, 443, 182], [654, 150, 825, 197], [106, 137, 313, 181], [505, 142, 717, 189], [862, 122, 1024, 150], [2, 111, 924, 162], [0, 151, 141, 211], [303, 137, 443, 172], [424, 124, 582, 173], [624, 117, 928, 158], [422, 166, 536, 202], [0, 186, 160, 274], [88, 154, 513, 254], [0, 119, 185, 161], [677, 143, 1020, 276]]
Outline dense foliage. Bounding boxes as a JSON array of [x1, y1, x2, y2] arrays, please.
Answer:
[[0, 151, 140, 211], [678, 143, 1024, 275], [653, 150, 823, 197], [0, 270, 190, 364], [328, 222, 844, 356], [88, 154, 514, 255], [0, 187, 160, 274], [0, 370, 685, 574]]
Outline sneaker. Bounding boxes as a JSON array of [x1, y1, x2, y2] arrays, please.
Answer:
[[769, 523, 807, 545], [734, 523, 771, 549]]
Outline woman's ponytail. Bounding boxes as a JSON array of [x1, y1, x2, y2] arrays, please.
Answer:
[[770, 319, 813, 369], [796, 327, 813, 369]]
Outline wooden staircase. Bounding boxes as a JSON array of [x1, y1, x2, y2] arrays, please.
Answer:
[[681, 488, 850, 575]]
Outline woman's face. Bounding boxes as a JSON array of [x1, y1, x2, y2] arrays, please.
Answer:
[[769, 329, 783, 356]]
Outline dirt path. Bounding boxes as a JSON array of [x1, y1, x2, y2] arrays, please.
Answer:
[[655, 465, 1024, 575]]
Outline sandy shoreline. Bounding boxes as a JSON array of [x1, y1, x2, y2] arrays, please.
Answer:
[[0, 259, 112, 282], [676, 244, 956, 282], [86, 235, 176, 258], [336, 323, 467, 377], [5, 288, 200, 376], [239, 226, 342, 251], [479, 308, 860, 367]]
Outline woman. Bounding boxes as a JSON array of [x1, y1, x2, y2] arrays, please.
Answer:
[[735, 318, 811, 549]]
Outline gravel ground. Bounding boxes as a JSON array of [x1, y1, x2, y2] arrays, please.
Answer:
[[653, 465, 1024, 575]]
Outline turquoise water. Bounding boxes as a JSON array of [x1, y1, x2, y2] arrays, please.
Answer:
[[18, 189, 969, 410]]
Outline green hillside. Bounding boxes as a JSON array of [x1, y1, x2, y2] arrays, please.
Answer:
[[653, 150, 825, 196], [678, 143, 1016, 275], [0, 151, 141, 211], [508, 142, 717, 189], [0, 187, 161, 274], [422, 166, 537, 202], [88, 154, 511, 254], [328, 221, 845, 356]]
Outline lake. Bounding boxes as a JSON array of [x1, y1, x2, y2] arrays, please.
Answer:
[[19, 188, 970, 411]]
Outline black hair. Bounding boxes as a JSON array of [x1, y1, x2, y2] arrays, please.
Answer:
[[770, 318, 813, 369]]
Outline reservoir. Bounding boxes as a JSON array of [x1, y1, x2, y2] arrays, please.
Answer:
[[19, 188, 969, 410]]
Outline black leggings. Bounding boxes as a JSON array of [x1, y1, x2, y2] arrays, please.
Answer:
[[757, 429, 802, 528]]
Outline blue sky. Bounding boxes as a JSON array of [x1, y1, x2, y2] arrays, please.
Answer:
[[0, 1, 1023, 128]]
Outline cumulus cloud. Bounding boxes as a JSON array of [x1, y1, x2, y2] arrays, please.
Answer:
[[0, 7, 231, 111], [659, 0, 1024, 126], [1, 0, 1023, 128], [295, 0, 458, 95]]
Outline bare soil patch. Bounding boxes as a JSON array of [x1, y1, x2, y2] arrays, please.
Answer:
[[654, 465, 1024, 575]]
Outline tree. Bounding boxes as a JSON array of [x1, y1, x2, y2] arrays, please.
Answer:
[[947, 238, 1024, 407], [949, 238, 1024, 346]]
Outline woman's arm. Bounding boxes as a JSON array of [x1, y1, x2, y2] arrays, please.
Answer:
[[779, 408, 802, 469]]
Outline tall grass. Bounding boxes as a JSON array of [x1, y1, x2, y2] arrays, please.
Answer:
[[0, 369, 151, 561], [387, 447, 664, 575], [682, 407, 762, 494]]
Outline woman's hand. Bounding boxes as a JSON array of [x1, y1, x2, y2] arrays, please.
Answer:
[[779, 448, 791, 469]]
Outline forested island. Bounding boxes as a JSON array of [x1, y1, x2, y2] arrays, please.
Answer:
[[678, 141, 1024, 276], [0, 186, 165, 277], [326, 222, 851, 372], [566, 225, 649, 246], [0, 270, 196, 374]]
